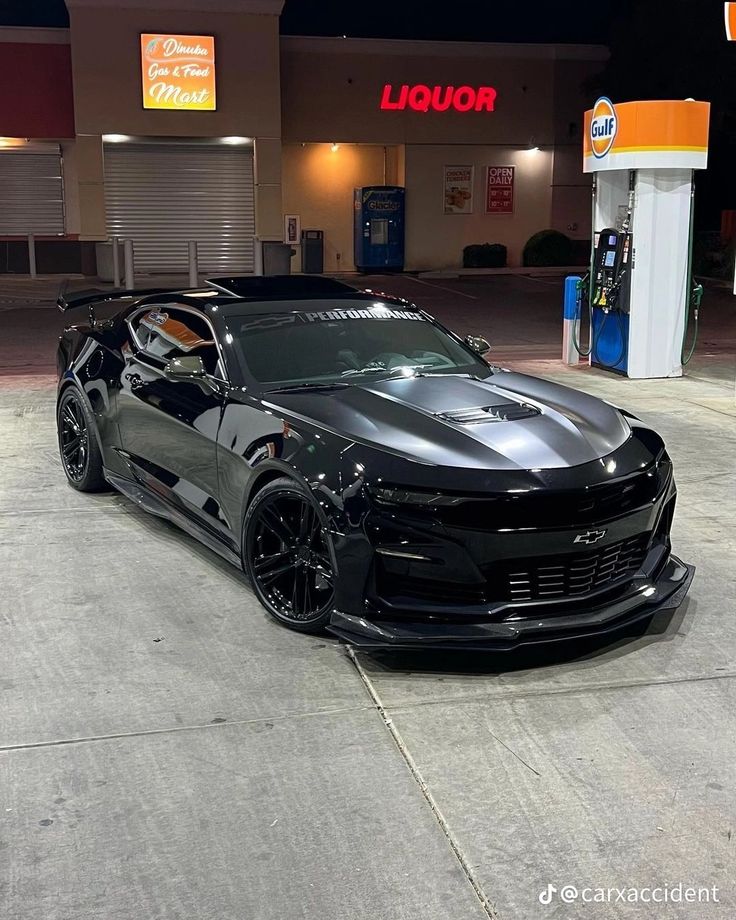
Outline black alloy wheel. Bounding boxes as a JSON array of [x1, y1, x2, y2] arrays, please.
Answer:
[[57, 389, 107, 492], [244, 479, 336, 631], [60, 396, 88, 481]]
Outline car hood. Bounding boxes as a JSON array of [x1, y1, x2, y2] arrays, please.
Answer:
[[266, 372, 631, 471]]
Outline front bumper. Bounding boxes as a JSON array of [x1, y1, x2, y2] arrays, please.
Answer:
[[327, 555, 694, 650]]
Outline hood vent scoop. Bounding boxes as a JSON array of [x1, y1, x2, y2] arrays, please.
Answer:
[[438, 401, 541, 425]]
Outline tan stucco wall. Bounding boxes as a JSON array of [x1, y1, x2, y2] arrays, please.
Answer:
[[282, 143, 401, 272], [67, 7, 281, 138], [72, 135, 107, 240], [549, 58, 596, 240], [60, 140, 80, 235], [44, 21, 605, 264], [404, 145, 554, 270], [65, 4, 283, 241], [281, 38, 558, 147], [280, 140, 554, 272], [280, 38, 604, 269]]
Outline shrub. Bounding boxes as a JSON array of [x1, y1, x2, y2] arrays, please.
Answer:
[[462, 243, 507, 268], [522, 229, 573, 267]]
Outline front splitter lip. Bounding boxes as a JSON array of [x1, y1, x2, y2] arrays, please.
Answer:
[[327, 556, 695, 651]]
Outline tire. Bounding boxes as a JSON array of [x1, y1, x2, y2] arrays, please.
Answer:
[[57, 387, 107, 492], [243, 477, 336, 632]]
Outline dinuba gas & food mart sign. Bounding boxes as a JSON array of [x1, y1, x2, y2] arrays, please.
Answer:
[[140, 34, 216, 111]]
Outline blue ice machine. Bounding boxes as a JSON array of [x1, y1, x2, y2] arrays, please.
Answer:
[[353, 186, 405, 272]]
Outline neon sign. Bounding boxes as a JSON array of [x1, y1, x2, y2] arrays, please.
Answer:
[[380, 84, 497, 113]]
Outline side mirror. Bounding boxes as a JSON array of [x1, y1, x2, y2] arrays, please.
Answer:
[[464, 334, 491, 356], [165, 355, 207, 382]]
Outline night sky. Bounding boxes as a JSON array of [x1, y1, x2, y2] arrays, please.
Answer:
[[2, 0, 614, 42], [279, 0, 614, 44]]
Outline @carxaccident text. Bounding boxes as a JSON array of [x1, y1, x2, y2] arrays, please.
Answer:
[[538, 882, 720, 906]]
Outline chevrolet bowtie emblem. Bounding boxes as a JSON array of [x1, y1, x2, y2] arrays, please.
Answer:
[[574, 530, 607, 545]]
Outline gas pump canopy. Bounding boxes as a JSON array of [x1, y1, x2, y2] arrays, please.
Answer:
[[583, 98, 710, 172]]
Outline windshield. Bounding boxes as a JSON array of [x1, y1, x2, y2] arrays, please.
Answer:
[[223, 305, 492, 388]]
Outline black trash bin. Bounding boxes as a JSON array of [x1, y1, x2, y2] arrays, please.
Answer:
[[301, 230, 324, 274]]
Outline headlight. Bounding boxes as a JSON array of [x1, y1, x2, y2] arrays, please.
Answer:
[[371, 486, 466, 507]]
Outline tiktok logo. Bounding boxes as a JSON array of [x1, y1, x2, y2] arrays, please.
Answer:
[[539, 884, 557, 905]]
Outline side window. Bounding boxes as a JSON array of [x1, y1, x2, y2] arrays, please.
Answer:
[[130, 307, 222, 376]]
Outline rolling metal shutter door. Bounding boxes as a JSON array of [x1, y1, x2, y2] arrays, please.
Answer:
[[104, 143, 255, 273], [0, 150, 65, 235]]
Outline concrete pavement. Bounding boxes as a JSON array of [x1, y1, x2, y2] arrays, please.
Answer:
[[0, 273, 734, 918], [352, 357, 736, 919]]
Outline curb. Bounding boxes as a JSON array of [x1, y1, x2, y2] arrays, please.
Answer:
[[417, 266, 587, 280]]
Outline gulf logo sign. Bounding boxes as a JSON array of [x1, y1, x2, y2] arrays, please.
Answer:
[[590, 97, 618, 158]]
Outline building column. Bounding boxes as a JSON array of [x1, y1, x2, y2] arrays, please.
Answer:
[[253, 136, 283, 246], [74, 134, 107, 240]]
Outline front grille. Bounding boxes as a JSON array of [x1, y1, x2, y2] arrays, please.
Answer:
[[492, 534, 649, 603], [372, 534, 651, 610]]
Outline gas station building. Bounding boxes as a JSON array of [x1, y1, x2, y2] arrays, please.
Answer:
[[0, 0, 607, 275]]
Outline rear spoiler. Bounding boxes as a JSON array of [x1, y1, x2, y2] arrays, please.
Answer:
[[57, 286, 178, 324]]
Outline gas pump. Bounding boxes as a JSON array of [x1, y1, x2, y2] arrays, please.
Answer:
[[568, 98, 710, 379], [587, 170, 635, 372], [592, 228, 630, 311], [589, 226, 631, 371], [572, 171, 634, 372]]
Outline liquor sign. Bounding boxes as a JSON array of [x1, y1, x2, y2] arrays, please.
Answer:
[[443, 165, 474, 214], [485, 166, 514, 214], [141, 34, 216, 111], [380, 84, 497, 113]]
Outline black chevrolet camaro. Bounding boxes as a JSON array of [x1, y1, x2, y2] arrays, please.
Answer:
[[56, 276, 693, 649]]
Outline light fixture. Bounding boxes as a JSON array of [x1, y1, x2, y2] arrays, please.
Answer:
[[102, 134, 131, 143], [330, 142, 339, 152], [222, 136, 251, 145]]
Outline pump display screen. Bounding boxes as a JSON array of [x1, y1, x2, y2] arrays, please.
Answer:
[[608, 234, 617, 245], [604, 250, 616, 268]]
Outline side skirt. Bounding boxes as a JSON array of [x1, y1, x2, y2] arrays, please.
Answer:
[[105, 470, 243, 570]]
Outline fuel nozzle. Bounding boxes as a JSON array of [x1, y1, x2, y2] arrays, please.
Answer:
[[576, 273, 590, 309], [691, 281, 703, 319]]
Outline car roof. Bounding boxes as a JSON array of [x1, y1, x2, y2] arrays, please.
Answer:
[[132, 275, 418, 315], [59, 275, 418, 320]]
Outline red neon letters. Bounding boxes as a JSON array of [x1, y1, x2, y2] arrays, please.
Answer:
[[380, 84, 497, 113]]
